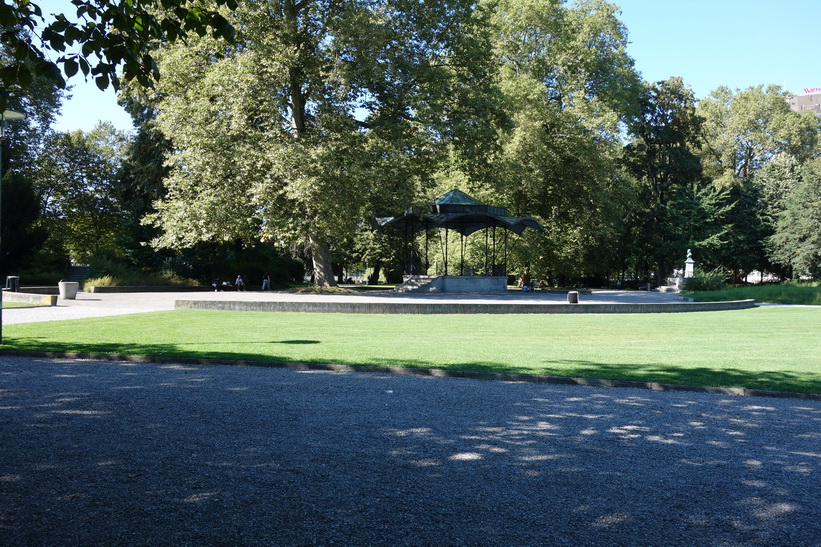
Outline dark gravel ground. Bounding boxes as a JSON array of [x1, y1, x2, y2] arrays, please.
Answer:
[[0, 355, 819, 546]]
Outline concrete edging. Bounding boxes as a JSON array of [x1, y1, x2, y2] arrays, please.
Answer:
[[174, 298, 757, 314], [2, 350, 817, 401], [1, 292, 58, 306], [88, 286, 212, 293]]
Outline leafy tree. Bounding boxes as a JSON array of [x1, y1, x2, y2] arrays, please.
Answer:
[[622, 77, 704, 285], [33, 123, 128, 262], [489, 0, 641, 281], [755, 153, 803, 229], [0, 172, 46, 274], [717, 180, 767, 282], [698, 85, 819, 188], [141, 0, 497, 286], [110, 92, 173, 270], [1, 37, 64, 277], [753, 153, 803, 279], [768, 157, 821, 278], [0, 0, 237, 111]]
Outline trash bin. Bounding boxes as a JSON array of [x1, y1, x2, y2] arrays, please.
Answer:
[[58, 281, 79, 300], [567, 291, 579, 304], [5, 276, 20, 292]]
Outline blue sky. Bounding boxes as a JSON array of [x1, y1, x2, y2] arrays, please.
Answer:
[[54, 0, 821, 133], [616, 0, 820, 99]]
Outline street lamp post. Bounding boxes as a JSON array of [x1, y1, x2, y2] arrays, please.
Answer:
[[1, 109, 26, 344]]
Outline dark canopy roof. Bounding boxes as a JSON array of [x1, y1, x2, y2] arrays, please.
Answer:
[[374, 189, 543, 236]]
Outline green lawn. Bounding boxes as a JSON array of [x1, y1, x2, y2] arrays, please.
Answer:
[[3, 306, 820, 394], [688, 281, 821, 305]]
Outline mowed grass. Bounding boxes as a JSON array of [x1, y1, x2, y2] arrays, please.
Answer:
[[689, 281, 821, 305], [3, 306, 820, 394]]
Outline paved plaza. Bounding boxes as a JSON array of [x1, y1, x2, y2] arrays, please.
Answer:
[[3, 288, 689, 324]]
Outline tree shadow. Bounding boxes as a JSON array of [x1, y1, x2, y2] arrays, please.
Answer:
[[0, 356, 818, 545], [3, 337, 819, 394]]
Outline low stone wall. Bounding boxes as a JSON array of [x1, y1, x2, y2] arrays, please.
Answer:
[[2, 290, 58, 306], [397, 275, 508, 293], [88, 286, 212, 293], [175, 298, 757, 315], [440, 276, 507, 293], [17, 286, 59, 295]]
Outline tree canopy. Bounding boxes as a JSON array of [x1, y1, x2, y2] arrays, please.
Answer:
[[140, 0, 500, 285], [0, 0, 237, 111], [3, 0, 820, 286]]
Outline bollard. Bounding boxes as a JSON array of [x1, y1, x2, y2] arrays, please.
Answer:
[[567, 291, 579, 304]]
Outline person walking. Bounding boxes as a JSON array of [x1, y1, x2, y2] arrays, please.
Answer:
[[261, 272, 271, 292]]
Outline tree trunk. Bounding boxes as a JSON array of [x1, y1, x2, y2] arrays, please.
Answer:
[[285, 0, 307, 137], [368, 261, 382, 285], [308, 235, 336, 287]]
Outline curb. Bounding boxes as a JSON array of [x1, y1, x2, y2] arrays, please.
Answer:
[[174, 298, 758, 314], [3, 350, 818, 401]]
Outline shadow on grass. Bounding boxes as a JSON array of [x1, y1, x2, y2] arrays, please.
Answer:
[[449, 359, 821, 394], [3, 338, 819, 395]]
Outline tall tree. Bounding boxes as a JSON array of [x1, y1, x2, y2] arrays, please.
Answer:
[[34, 123, 128, 262], [1, 37, 64, 276], [622, 77, 705, 285], [752, 153, 804, 279], [489, 0, 641, 280], [0, 172, 46, 274], [141, 0, 497, 286], [768, 157, 821, 278], [697, 85, 819, 188]]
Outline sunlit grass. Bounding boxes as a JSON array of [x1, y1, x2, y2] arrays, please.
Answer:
[[3, 306, 820, 394], [688, 281, 821, 305]]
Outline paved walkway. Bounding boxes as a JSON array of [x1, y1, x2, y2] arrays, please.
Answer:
[[3, 289, 686, 324], [0, 355, 818, 546]]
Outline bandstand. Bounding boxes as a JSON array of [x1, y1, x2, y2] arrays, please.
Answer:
[[373, 189, 543, 292]]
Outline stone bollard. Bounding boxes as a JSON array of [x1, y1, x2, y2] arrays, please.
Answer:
[[567, 291, 579, 304]]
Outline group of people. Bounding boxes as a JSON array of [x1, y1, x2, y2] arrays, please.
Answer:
[[212, 273, 272, 292]]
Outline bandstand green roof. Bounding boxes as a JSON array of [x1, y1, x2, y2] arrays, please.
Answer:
[[374, 189, 543, 236]]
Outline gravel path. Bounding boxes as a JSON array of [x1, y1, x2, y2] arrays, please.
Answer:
[[1, 355, 818, 546]]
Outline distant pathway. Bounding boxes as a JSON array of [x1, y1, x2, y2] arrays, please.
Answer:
[[3, 289, 687, 324]]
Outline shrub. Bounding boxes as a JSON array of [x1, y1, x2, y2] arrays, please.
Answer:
[[684, 268, 727, 292], [14, 251, 68, 285], [84, 275, 118, 287]]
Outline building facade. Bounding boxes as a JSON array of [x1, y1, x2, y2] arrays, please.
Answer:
[[789, 87, 821, 119]]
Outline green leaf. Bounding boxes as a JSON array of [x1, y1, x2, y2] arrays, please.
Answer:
[[13, 39, 32, 61], [17, 64, 32, 87], [64, 58, 79, 78], [0, 66, 17, 87], [0, 5, 18, 27], [36, 60, 66, 88], [79, 57, 91, 77], [95, 73, 110, 91]]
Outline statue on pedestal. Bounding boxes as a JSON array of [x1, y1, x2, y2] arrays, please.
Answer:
[[684, 249, 695, 278]]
